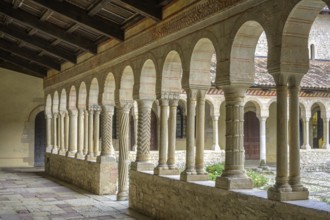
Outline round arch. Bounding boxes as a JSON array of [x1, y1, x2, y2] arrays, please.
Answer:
[[89, 78, 99, 105], [78, 82, 87, 110], [52, 91, 59, 114], [138, 59, 157, 100], [103, 73, 116, 105], [45, 94, 52, 115], [161, 50, 183, 94], [68, 86, 77, 111], [118, 66, 134, 102], [59, 89, 67, 112]]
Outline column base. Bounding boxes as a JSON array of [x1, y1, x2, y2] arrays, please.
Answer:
[[180, 173, 209, 181], [301, 144, 311, 150], [85, 155, 96, 161], [322, 144, 330, 149], [58, 150, 66, 156], [131, 161, 154, 171], [154, 166, 180, 175], [51, 148, 58, 154], [268, 187, 309, 201], [46, 146, 53, 153], [66, 151, 77, 158], [97, 155, 116, 163], [117, 191, 128, 201], [75, 152, 85, 160], [216, 176, 253, 190]]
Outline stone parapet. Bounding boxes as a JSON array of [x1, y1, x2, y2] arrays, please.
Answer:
[[45, 153, 117, 195], [129, 171, 330, 220]]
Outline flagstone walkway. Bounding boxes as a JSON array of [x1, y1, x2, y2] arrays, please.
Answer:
[[0, 168, 149, 220]]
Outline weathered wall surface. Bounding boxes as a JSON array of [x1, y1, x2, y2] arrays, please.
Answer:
[[45, 153, 117, 195], [130, 171, 330, 220], [0, 68, 44, 167]]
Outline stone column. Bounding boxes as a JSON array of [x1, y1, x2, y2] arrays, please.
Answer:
[[131, 99, 154, 171], [64, 112, 69, 152], [85, 107, 95, 161], [51, 113, 58, 154], [97, 105, 116, 163], [216, 86, 253, 189], [132, 110, 138, 151], [84, 110, 89, 155], [94, 106, 101, 157], [154, 99, 169, 175], [45, 113, 52, 152], [76, 109, 85, 159], [322, 117, 330, 149], [195, 90, 208, 177], [268, 85, 292, 200], [301, 117, 311, 150], [167, 98, 180, 174], [180, 89, 197, 181], [58, 112, 66, 155], [259, 116, 267, 167], [288, 85, 308, 197], [211, 115, 220, 151], [67, 110, 78, 157], [117, 104, 131, 201]]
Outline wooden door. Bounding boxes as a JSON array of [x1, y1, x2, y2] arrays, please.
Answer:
[[34, 111, 46, 167], [244, 111, 260, 160]]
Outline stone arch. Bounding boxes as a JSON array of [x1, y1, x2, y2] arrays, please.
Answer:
[[311, 102, 325, 148], [78, 82, 87, 110], [45, 94, 52, 115], [52, 91, 59, 114], [161, 50, 183, 95], [136, 59, 157, 100], [118, 66, 134, 103], [59, 89, 67, 112], [89, 78, 99, 105], [102, 73, 116, 105], [188, 38, 216, 88], [230, 21, 266, 84], [244, 98, 263, 117], [281, 0, 327, 75], [68, 86, 77, 111]]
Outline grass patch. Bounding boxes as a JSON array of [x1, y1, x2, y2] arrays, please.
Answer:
[[206, 163, 268, 188], [320, 197, 330, 204]]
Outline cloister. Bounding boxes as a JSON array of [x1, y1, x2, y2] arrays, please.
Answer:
[[1, 0, 330, 219]]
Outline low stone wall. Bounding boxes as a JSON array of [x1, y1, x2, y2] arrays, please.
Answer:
[[45, 153, 117, 195], [129, 171, 330, 220]]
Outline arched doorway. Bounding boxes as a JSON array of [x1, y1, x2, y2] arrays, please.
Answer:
[[34, 111, 46, 167], [244, 111, 260, 160], [312, 109, 323, 148]]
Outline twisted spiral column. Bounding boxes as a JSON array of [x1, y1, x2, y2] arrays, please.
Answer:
[[117, 104, 131, 201]]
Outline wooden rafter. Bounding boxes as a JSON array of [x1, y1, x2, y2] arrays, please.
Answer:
[[118, 0, 162, 21], [0, 60, 43, 78]]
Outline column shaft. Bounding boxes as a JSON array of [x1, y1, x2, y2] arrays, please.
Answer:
[[195, 91, 206, 174], [259, 117, 267, 165], [46, 114, 52, 152], [94, 108, 101, 157], [212, 116, 220, 151], [52, 113, 58, 154], [98, 105, 115, 162], [84, 110, 89, 155], [302, 118, 311, 150], [168, 99, 178, 169], [59, 112, 66, 155], [67, 110, 78, 157], [117, 105, 131, 201], [86, 109, 94, 160], [323, 118, 330, 149], [64, 113, 69, 152], [76, 109, 85, 158]]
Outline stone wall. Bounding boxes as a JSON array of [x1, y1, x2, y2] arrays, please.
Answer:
[[45, 153, 117, 195], [129, 171, 330, 220]]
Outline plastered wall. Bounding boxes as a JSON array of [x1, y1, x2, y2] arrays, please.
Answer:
[[0, 68, 44, 167]]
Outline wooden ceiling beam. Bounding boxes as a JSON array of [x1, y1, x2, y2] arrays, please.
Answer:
[[0, 1, 97, 54], [0, 50, 47, 77], [0, 60, 44, 78], [32, 0, 124, 41], [0, 38, 61, 71], [0, 24, 77, 63], [88, 0, 108, 16], [118, 0, 162, 21]]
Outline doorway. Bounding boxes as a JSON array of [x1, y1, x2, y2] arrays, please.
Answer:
[[34, 111, 46, 167]]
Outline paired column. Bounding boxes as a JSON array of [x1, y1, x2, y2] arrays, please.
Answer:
[[67, 110, 78, 157], [64, 113, 70, 153], [216, 86, 253, 189], [76, 109, 85, 159], [85, 107, 95, 161], [117, 104, 131, 201], [167, 98, 179, 172], [322, 117, 330, 149], [97, 105, 116, 162], [51, 113, 58, 154], [154, 99, 169, 174], [93, 107, 101, 157], [58, 111, 66, 155], [301, 116, 311, 150], [84, 110, 89, 155], [131, 100, 154, 171], [45, 113, 53, 153]]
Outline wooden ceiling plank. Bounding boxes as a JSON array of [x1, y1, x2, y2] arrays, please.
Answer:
[[88, 0, 107, 16], [0, 38, 61, 70], [0, 60, 44, 78], [0, 1, 97, 53], [0, 24, 77, 63], [118, 0, 162, 21], [32, 0, 124, 41], [0, 50, 47, 77]]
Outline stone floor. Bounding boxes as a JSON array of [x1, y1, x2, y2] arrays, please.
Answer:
[[0, 168, 150, 220]]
